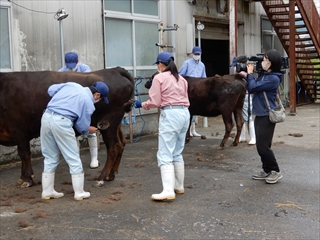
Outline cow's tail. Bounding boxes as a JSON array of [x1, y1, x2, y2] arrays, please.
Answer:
[[117, 67, 135, 113]]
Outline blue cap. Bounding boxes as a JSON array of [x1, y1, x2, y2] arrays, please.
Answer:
[[93, 82, 109, 104], [192, 46, 202, 54], [153, 52, 174, 65], [65, 52, 78, 69], [230, 57, 237, 67]]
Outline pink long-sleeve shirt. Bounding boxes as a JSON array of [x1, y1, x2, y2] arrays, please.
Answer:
[[142, 71, 190, 110]]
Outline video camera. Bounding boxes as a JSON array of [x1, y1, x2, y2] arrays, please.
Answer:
[[230, 54, 289, 75]]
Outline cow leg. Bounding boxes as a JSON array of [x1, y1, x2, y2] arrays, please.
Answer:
[[110, 126, 126, 176], [185, 115, 193, 143], [232, 107, 244, 146], [96, 124, 125, 186], [16, 142, 35, 187], [218, 113, 234, 150]]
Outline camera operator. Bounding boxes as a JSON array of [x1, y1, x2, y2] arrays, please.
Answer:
[[246, 49, 283, 184]]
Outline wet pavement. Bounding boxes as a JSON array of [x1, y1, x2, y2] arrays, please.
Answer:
[[0, 103, 319, 240]]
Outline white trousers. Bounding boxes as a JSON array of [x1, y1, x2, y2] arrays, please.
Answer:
[[157, 107, 190, 167], [40, 111, 83, 174]]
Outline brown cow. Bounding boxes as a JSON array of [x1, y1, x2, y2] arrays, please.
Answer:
[[0, 67, 135, 187], [185, 74, 246, 148], [145, 73, 246, 149]]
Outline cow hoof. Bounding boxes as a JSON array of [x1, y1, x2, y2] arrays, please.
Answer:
[[17, 179, 32, 188], [95, 180, 105, 187], [106, 173, 115, 181], [217, 146, 224, 150]]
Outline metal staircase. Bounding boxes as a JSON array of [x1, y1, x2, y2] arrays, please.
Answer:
[[259, 0, 320, 103]]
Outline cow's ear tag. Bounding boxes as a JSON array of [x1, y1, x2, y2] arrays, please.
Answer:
[[97, 120, 110, 130]]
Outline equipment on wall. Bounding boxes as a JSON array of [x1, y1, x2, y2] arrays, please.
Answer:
[[54, 8, 69, 68], [156, 21, 178, 52]]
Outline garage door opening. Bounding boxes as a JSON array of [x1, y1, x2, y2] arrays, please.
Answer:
[[196, 39, 229, 77]]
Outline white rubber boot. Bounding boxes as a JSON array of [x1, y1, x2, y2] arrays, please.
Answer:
[[41, 172, 64, 200], [239, 123, 247, 143], [76, 135, 82, 150], [173, 161, 185, 194], [71, 173, 90, 201], [248, 121, 256, 145], [190, 125, 193, 137], [151, 165, 175, 201], [190, 122, 201, 137], [88, 136, 99, 169]]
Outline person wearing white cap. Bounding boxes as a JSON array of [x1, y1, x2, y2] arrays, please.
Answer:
[[134, 52, 190, 201], [40, 81, 109, 201], [58, 52, 100, 169], [179, 46, 207, 137]]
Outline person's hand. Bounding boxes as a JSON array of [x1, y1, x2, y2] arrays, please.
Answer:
[[134, 100, 142, 108], [89, 126, 98, 134], [247, 63, 254, 74], [239, 71, 248, 78]]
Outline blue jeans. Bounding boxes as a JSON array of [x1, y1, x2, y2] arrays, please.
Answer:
[[40, 110, 83, 174], [157, 107, 190, 167]]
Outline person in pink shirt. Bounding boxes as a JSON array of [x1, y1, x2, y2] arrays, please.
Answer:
[[134, 52, 190, 201]]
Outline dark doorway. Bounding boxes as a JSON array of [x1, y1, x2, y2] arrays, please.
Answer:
[[196, 39, 229, 77]]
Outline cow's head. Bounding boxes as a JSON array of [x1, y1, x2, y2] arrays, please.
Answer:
[[144, 71, 159, 89]]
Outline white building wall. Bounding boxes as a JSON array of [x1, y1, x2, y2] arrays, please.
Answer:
[[10, 0, 104, 72], [1, 0, 278, 163]]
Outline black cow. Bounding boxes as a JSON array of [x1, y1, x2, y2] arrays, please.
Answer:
[[0, 67, 135, 187], [145, 73, 246, 149]]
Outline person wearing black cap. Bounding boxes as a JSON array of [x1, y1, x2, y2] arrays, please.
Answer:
[[134, 52, 190, 201], [59, 52, 100, 169], [179, 46, 207, 137], [40, 81, 109, 201]]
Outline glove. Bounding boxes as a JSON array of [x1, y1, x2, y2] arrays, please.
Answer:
[[134, 100, 142, 108]]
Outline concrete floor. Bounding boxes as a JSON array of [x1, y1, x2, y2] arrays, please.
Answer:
[[0, 103, 319, 239]]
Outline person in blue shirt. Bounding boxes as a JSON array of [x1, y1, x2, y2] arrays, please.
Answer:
[[179, 46, 207, 137], [58, 51, 91, 73], [40, 81, 109, 201], [58, 52, 99, 169], [246, 49, 283, 184]]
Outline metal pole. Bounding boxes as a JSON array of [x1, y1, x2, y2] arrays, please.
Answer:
[[289, 0, 296, 114], [59, 20, 65, 68], [198, 24, 208, 127], [229, 0, 237, 74], [169, 0, 176, 59]]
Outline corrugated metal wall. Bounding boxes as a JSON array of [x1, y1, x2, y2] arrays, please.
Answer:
[[1, 0, 105, 163], [11, 0, 104, 72], [1, 0, 278, 163]]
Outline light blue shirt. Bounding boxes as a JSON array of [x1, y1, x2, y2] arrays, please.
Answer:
[[58, 62, 91, 72], [178, 58, 207, 78], [46, 82, 95, 134]]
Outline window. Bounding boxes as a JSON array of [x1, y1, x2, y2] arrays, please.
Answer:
[[261, 17, 282, 53], [104, 0, 160, 105], [0, 1, 12, 71], [105, 0, 158, 16]]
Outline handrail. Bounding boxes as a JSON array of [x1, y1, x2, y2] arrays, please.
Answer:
[[296, 0, 320, 56]]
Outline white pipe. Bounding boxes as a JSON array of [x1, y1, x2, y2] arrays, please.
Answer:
[[169, 0, 175, 59], [59, 20, 64, 68], [197, 22, 208, 128]]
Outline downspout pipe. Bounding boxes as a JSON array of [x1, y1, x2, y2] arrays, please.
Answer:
[[169, 0, 175, 59]]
